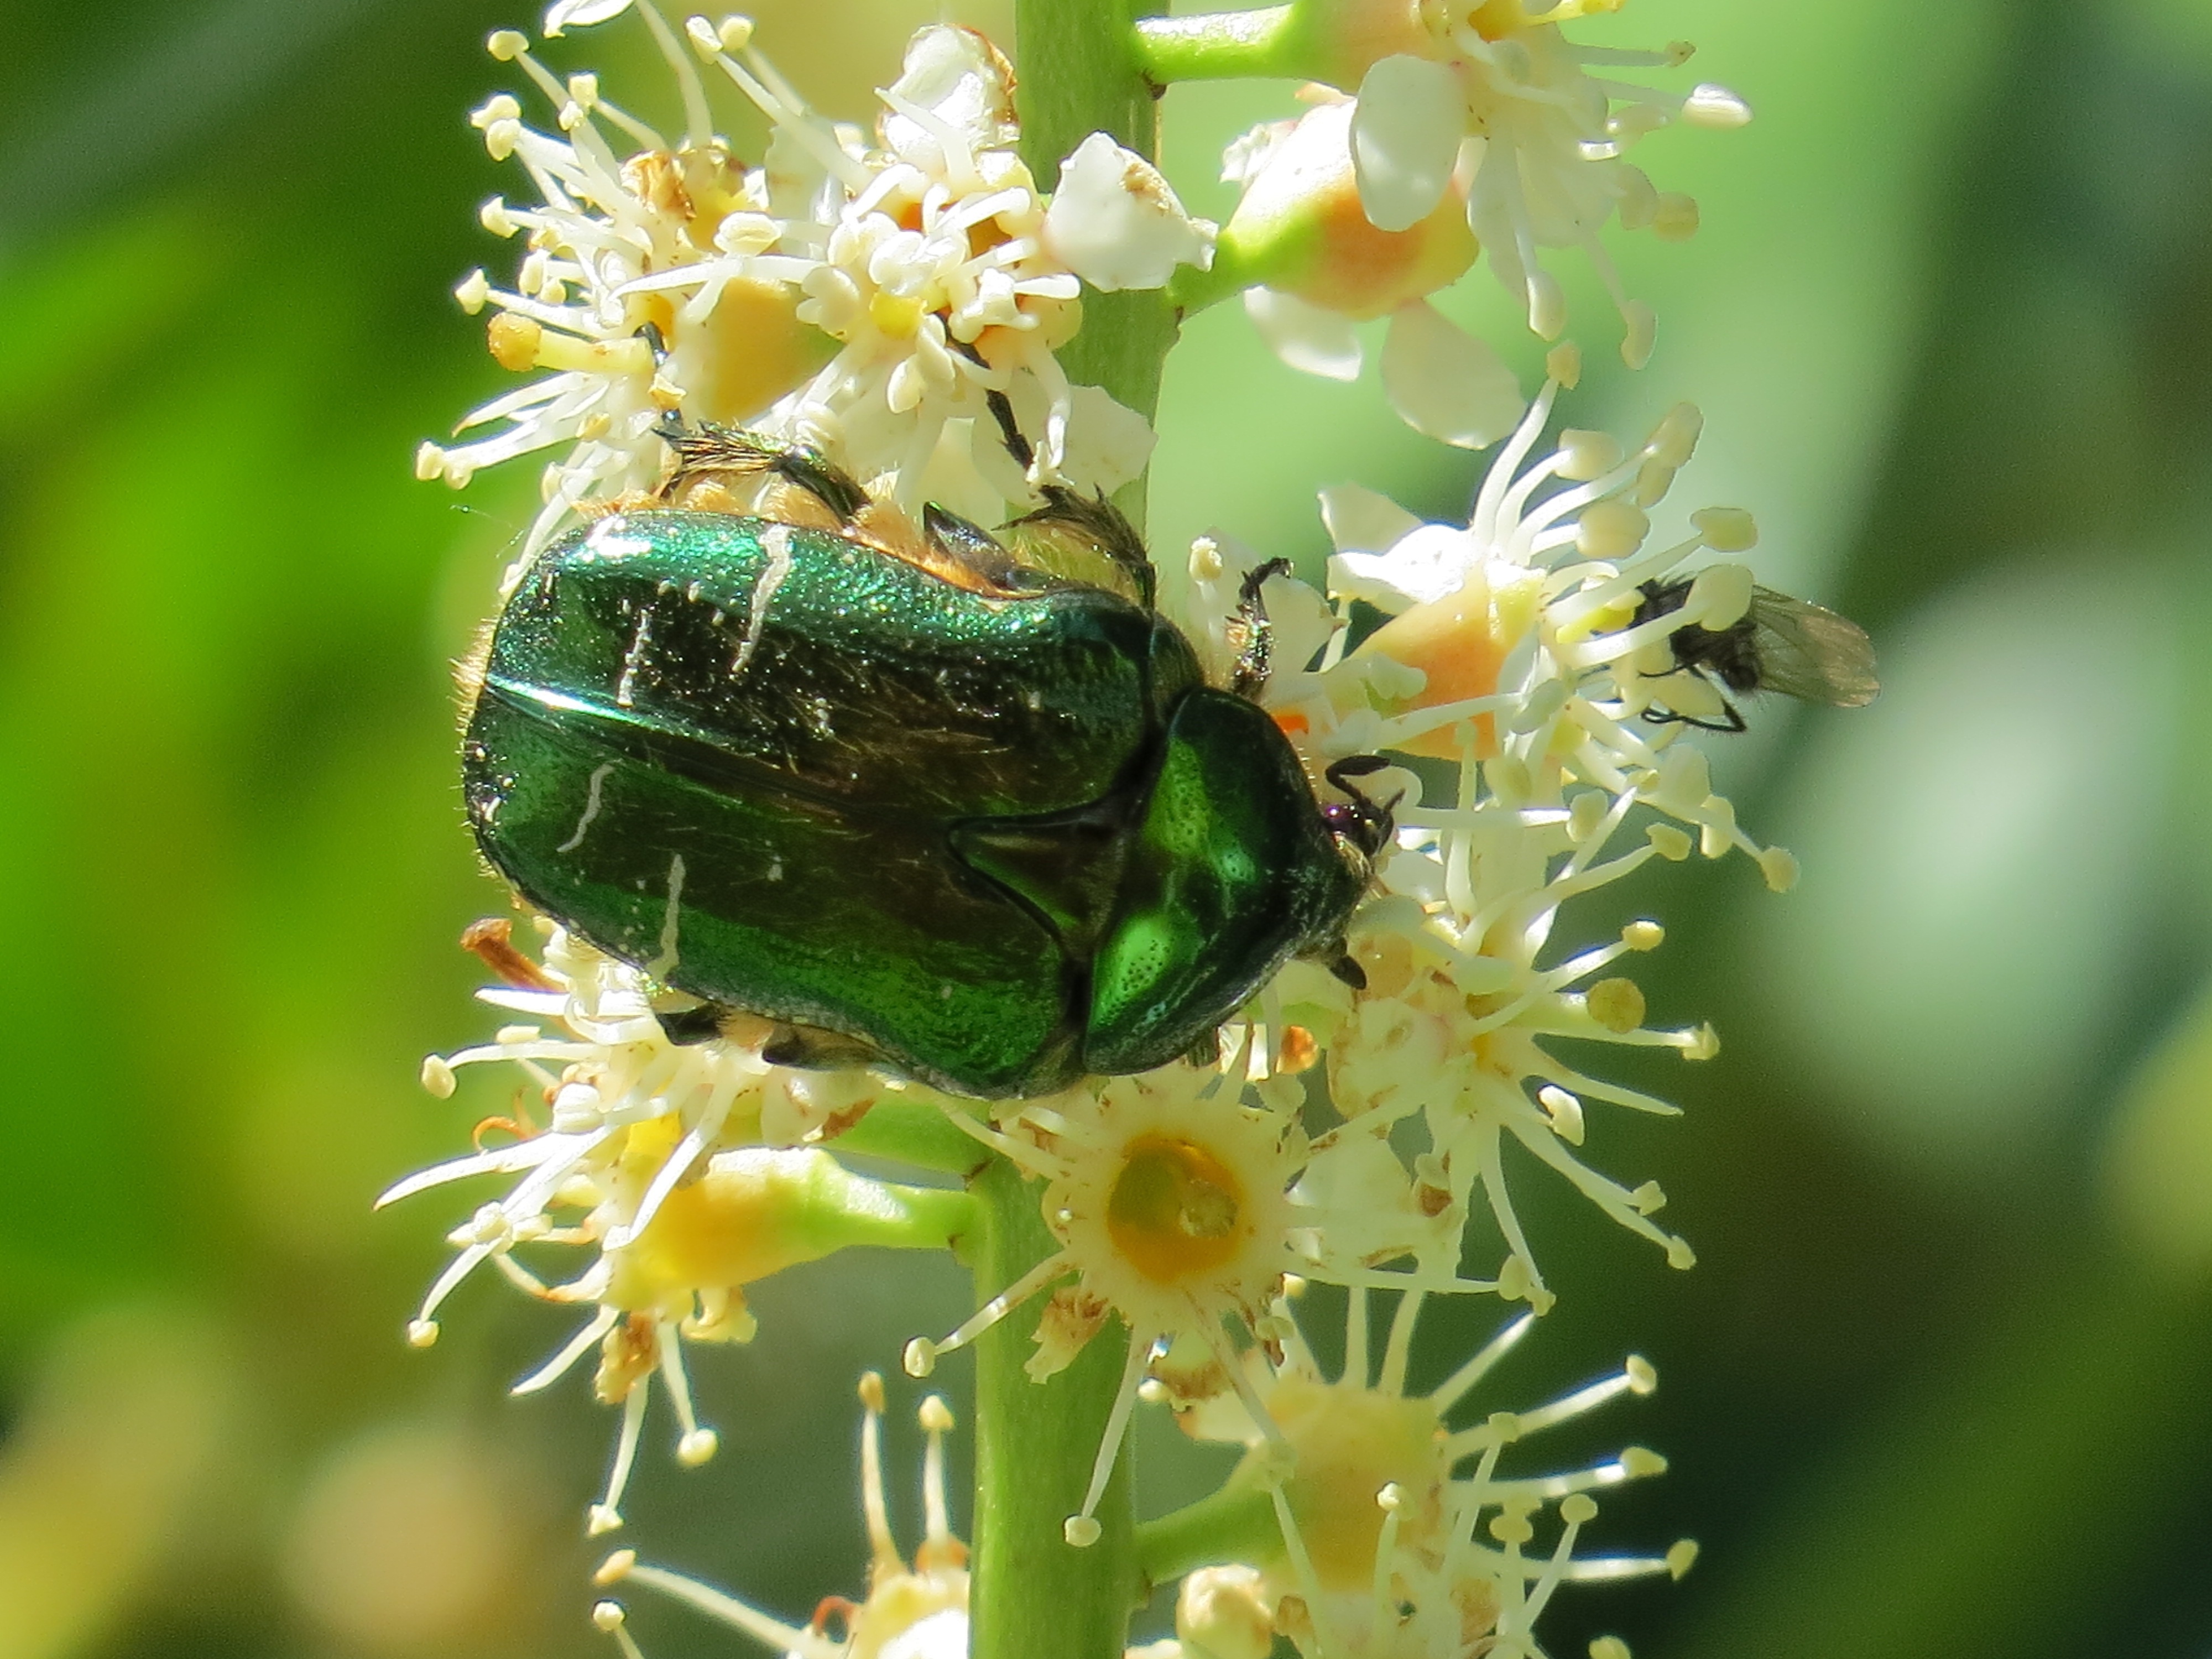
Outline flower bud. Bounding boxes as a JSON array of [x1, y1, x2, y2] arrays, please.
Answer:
[[1211, 101, 1477, 320]]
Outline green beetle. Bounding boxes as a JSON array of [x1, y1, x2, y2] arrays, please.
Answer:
[[461, 425, 1387, 1099]]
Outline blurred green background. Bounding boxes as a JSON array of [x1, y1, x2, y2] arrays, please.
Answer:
[[5, 0, 2212, 1655]]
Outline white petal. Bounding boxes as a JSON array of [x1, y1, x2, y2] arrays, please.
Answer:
[[881, 24, 1016, 155], [542, 0, 633, 34], [1328, 523, 1479, 611], [1350, 56, 1464, 233], [1243, 286, 1362, 382], [1042, 133, 1217, 292], [1380, 300, 1524, 448], [1318, 482, 1425, 555], [1058, 383, 1158, 493]]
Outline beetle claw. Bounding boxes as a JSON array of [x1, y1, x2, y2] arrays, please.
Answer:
[[761, 1021, 887, 1073], [1182, 1028, 1223, 1069], [654, 1001, 729, 1046]]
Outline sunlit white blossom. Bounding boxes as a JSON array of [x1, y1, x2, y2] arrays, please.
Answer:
[[419, 5, 1213, 571], [1161, 361, 1808, 1305], [904, 1048, 1482, 1547], [382, 920, 965, 1533], [1149, 1285, 1691, 1658], [1206, 0, 1745, 386]]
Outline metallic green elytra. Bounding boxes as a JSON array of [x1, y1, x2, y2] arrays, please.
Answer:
[[461, 501, 1380, 1099]]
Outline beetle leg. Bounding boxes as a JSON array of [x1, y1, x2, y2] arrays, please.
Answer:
[[761, 1021, 890, 1073], [653, 1001, 730, 1047], [1182, 1027, 1222, 1069], [921, 504, 1056, 594], [982, 386, 1036, 472], [1004, 487, 1157, 608], [1327, 951, 1368, 992], [1228, 557, 1295, 701], [653, 417, 872, 523]]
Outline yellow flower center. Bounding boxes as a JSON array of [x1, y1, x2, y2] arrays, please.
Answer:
[[1105, 1134, 1246, 1285], [1267, 1373, 1447, 1590], [869, 289, 925, 338]]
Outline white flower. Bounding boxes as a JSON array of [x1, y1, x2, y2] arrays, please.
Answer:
[[421, 6, 1213, 566], [1159, 363, 1811, 1307], [1211, 0, 1745, 380], [382, 920, 966, 1533], [903, 1050, 1481, 1546], [592, 1373, 972, 1659], [1215, 100, 1521, 447], [1152, 1287, 1691, 1659], [1345, 2, 1744, 364], [1045, 132, 1218, 291]]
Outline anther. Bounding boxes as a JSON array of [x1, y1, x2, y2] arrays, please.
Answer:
[[1683, 83, 1751, 128], [1690, 505, 1756, 551], [594, 1550, 637, 1587], [1585, 978, 1646, 1035]]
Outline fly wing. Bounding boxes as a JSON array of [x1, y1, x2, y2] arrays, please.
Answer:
[[1745, 587, 1879, 708]]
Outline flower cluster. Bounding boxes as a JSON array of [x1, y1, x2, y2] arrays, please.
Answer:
[[384, 918, 969, 1533], [393, 3, 1869, 1655], [418, 2, 1212, 572], [904, 1049, 1478, 1544], [1149, 1285, 1691, 1659], [1161, 0, 1748, 436]]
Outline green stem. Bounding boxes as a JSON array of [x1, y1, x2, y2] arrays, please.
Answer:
[[1017, 0, 1176, 528], [1135, 1479, 1280, 1590], [1132, 7, 1325, 84], [966, 1156, 1139, 1659], [828, 1094, 990, 1176]]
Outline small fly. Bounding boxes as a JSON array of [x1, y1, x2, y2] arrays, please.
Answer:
[[1631, 577, 1879, 733]]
